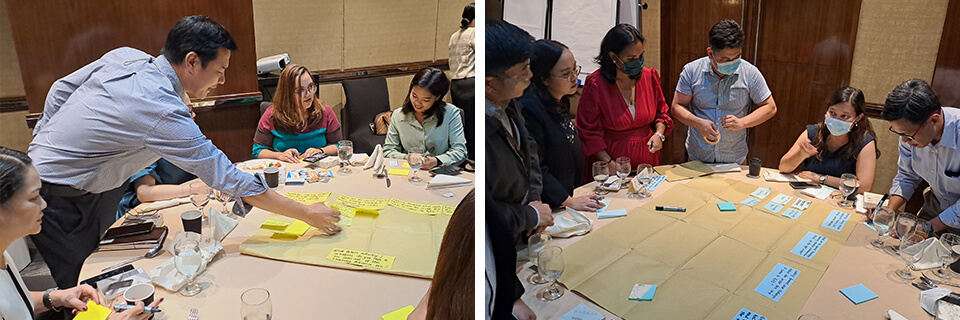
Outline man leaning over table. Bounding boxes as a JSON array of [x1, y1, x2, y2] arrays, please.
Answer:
[[878, 79, 960, 236], [28, 15, 341, 289], [485, 19, 554, 320], [670, 19, 777, 164]]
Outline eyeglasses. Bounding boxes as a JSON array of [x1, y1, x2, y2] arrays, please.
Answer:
[[888, 117, 928, 141], [296, 83, 318, 96], [552, 65, 582, 81], [498, 64, 532, 84]]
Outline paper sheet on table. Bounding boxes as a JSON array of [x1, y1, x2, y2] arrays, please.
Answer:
[[706, 162, 742, 173], [653, 160, 716, 182]]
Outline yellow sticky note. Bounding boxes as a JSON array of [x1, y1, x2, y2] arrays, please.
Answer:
[[284, 220, 311, 236], [331, 205, 356, 227], [382, 305, 415, 320], [74, 301, 111, 320], [355, 208, 379, 216], [401, 162, 411, 168], [442, 206, 456, 215], [271, 232, 299, 240], [284, 192, 331, 204], [260, 220, 290, 230], [388, 168, 410, 176], [327, 248, 396, 269], [337, 195, 389, 209]]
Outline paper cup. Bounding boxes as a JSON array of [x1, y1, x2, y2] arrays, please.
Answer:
[[124, 283, 155, 305]]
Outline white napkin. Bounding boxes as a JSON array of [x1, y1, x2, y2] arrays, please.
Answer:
[[350, 153, 369, 165], [140, 197, 191, 212], [426, 174, 473, 189], [209, 207, 238, 242], [545, 208, 594, 238], [706, 163, 741, 173], [921, 287, 953, 315], [364, 144, 384, 170], [149, 232, 223, 292], [911, 237, 949, 270]]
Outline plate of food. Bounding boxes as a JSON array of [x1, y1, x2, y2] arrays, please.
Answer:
[[235, 159, 283, 171]]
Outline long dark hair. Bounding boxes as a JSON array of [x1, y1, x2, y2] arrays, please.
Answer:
[[459, 3, 475, 29], [426, 189, 474, 319], [401, 67, 450, 122], [812, 87, 880, 161], [526, 39, 572, 114], [594, 24, 644, 83], [0, 147, 33, 206]]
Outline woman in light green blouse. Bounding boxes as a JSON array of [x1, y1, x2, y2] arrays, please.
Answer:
[[383, 67, 467, 169]]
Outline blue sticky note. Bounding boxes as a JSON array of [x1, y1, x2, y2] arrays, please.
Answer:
[[781, 208, 803, 220], [863, 221, 878, 232], [389, 160, 399, 166], [763, 202, 784, 213], [754, 263, 800, 302], [558, 303, 604, 320], [594, 199, 613, 213], [733, 308, 768, 320], [717, 202, 736, 212], [598, 209, 627, 219], [741, 197, 761, 206], [790, 232, 827, 259], [646, 175, 667, 191], [840, 284, 878, 304], [629, 284, 657, 301], [822, 210, 851, 232]]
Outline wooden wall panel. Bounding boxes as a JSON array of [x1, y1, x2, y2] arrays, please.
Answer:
[[5, 0, 260, 115], [193, 102, 261, 161], [932, 0, 960, 108], [0, 3, 24, 98], [344, 0, 439, 68]]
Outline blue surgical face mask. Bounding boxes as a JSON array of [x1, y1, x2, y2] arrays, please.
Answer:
[[617, 54, 644, 77], [824, 116, 854, 136], [713, 55, 741, 76]]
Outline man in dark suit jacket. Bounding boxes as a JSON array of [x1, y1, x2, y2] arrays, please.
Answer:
[[484, 20, 554, 320]]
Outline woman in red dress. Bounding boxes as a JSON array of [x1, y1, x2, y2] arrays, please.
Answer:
[[577, 24, 673, 180]]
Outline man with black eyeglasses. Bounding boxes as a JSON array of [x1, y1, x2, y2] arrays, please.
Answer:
[[880, 79, 960, 235]]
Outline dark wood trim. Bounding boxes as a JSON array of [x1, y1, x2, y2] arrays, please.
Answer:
[[0, 97, 28, 113], [257, 60, 450, 87], [25, 112, 41, 129], [865, 102, 884, 118], [192, 92, 263, 110]]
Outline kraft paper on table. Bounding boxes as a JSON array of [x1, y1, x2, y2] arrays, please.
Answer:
[[653, 160, 716, 182], [558, 175, 857, 319], [239, 192, 452, 278]]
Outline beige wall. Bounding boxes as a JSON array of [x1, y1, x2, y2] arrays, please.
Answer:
[[1, 2, 25, 98], [868, 117, 901, 194], [641, 0, 661, 72], [0, 110, 32, 151]]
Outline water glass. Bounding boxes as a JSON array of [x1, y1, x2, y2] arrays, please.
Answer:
[[337, 140, 354, 173], [897, 231, 924, 280], [407, 147, 425, 182], [869, 207, 895, 249], [241, 288, 272, 320], [174, 239, 203, 296], [885, 213, 920, 255], [633, 164, 653, 199], [615, 157, 631, 189], [838, 173, 858, 208], [592, 161, 609, 195], [537, 246, 565, 301], [189, 182, 212, 225], [526, 233, 552, 285], [937, 233, 960, 279]]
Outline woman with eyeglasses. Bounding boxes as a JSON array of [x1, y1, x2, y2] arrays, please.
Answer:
[[253, 64, 342, 163], [576, 24, 673, 182], [383, 67, 467, 170], [778, 87, 879, 192], [518, 40, 604, 212]]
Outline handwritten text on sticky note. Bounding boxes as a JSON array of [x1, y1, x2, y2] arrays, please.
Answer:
[[790, 232, 827, 259], [327, 248, 396, 269], [754, 263, 800, 302]]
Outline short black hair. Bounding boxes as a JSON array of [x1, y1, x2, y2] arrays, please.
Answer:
[[460, 3, 475, 29], [0, 147, 32, 206], [882, 79, 942, 125], [595, 24, 644, 83], [709, 19, 744, 50], [162, 15, 238, 68], [401, 67, 450, 122], [486, 20, 534, 76], [527, 39, 570, 110]]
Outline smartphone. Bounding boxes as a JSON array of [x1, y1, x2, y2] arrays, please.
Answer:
[[303, 154, 327, 163], [429, 165, 461, 176], [102, 222, 154, 240], [789, 181, 819, 189], [79, 264, 135, 289]]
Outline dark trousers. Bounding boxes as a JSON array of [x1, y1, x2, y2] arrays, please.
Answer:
[[451, 77, 475, 160], [31, 181, 127, 288]]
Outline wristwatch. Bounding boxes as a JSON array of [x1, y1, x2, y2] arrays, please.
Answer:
[[819, 174, 827, 184], [653, 132, 666, 142], [43, 287, 61, 312]]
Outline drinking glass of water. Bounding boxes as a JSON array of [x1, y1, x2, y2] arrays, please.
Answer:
[[592, 161, 609, 196], [536, 246, 565, 301], [526, 233, 552, 285], [337, 140, 354, 174], [869, 207, 895, 249], [634, 164, 653, 199], [407, 147, 425, 183], [174, 239, 203, 296], [838, 173, 858, 208], [615, 157, 631, 189], [241, 288, 272, 320]]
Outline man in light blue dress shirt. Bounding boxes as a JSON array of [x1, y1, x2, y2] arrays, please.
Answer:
[[670, 20, 777, 164], [880, 79, 960, 235], [28, 16, 341, 287]]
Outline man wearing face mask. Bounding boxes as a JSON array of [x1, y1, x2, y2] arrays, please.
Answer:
[[880, 79, 960, 235], [671, 19, 777, 164], [778, 87, 879, 193]]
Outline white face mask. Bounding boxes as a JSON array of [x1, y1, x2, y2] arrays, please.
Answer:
[[824, 116, 854, 136]]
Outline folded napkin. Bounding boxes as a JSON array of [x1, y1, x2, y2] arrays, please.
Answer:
[[921, 287, 954, 315], [545, 208, 594, 238], [350, 153, 369, 165], [210, 207, 238, 242], [140, 196, 191, 212], [426, 174, 473, 189], [908, 237, 948, 270], [364, 144, 384, 171], [149, 232, 223, 292]]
